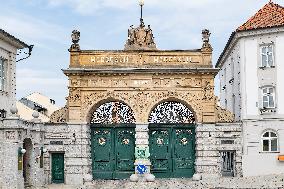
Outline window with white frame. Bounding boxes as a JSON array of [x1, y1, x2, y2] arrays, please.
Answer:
[[262, 87, 275, 109], [261, 45, 274, 68], [262, 131, 278, 152], [0, 58, 5, 91]]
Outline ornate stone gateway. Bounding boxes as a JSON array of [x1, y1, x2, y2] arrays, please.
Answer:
[[90, 101, 135, 179], [149, 101, 196, 178], [57, 1, 236, 181]]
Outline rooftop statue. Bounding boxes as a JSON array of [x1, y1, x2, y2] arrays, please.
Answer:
[[124, 0, 157, 50], [124, 22, 157, 51]]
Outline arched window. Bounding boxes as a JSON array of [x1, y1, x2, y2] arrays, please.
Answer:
[[148, 101, 195, 124], [90, 101, 135, 124], [262, 131, 278, 152]]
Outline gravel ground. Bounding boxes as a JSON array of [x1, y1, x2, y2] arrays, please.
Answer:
[[41, 175, 284, 189]]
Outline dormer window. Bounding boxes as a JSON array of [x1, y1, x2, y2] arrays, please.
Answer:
[[261, 45, 274, 68], [262, 87, 275, 109]]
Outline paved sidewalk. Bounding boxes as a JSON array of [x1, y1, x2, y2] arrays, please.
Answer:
[[42, 175, 284, 189]]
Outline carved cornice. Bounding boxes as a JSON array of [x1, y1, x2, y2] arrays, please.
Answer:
[[63, 68, 219, 76]]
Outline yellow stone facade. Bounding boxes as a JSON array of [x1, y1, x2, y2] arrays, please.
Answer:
[[63, 49, 224, 124]]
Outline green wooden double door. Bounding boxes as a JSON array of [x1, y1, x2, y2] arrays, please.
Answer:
[[149, 124, 196, 178], [91, 124, 135, 179]]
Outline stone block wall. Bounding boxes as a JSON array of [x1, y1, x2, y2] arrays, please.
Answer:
[[42, 122, 243, 187], [0, 117, 45, 189], [43, 123, 92, 186], [195, 123, 242, 178]]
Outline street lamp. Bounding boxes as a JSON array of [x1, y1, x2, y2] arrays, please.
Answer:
[[139, 0, 144, 26], [19, 148, 26, 154], [139, 0, 144, 6], [21, 148, 26, 154]]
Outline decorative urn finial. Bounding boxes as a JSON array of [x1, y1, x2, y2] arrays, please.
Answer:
[[201, 29, 212, 51], [69, 29, 81, 52]]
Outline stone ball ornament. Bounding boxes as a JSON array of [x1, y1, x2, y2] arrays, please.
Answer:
[[145, 173, 155, 182], [10, 106, 18, 114], [130, 174, 139, 182], [32, 111, 40, 119]]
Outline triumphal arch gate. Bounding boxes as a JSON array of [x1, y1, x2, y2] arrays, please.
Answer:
[[50, 15, 238, 183]]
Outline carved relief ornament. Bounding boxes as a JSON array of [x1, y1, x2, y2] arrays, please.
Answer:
[[80, 90, 204, 123]]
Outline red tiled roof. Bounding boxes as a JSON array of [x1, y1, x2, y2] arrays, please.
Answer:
[[237, 1, 284, 31]]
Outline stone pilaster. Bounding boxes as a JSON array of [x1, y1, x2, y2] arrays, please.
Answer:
[[130, 123, 155, 182]]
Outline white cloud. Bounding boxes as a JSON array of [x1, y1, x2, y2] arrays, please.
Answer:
[[45, 0, 136, 15], [0, 12, 67, 46]]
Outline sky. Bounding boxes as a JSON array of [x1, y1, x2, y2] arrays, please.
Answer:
[[0, 0, 282, 107]]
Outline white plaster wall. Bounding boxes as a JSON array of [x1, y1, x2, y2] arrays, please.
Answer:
[[242, 120, 284, 177], [219, 28, 284, 120], [243, 38, 258, 118], [218, 41, 241, 121], [276, 35, 284, 115], [0, 40, 17, 115], [218, 27, 284, 177]]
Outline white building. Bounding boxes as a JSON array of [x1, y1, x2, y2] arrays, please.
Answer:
[[216, 2, 284, 177], [0, 29, 46, 189], [17, 92, 59, 122], [0, 29, 30, 118]]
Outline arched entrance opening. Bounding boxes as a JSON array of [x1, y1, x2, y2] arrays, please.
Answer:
[[148, 101, 196, 178], [90, 101, 136, 180], [23, 138, 33, 187]]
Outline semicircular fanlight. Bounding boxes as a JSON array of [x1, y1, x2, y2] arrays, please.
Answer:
[[90, 101, 135, 124], [148, 101, 195, 124]]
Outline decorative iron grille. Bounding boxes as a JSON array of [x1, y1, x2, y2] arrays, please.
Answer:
[[221, 151, 235, 177], [90, 101, 135, 124], [148, 101, 195, 123]]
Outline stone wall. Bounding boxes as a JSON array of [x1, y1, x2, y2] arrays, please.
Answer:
[[0, 117, 45, 189], [195, 123, 242, 178], [43, 123, 92, 186], [42, 122, 243, 187]]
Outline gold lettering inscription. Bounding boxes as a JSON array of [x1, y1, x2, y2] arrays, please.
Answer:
[[90, 55, 193, 64], [152, 56, 192, 63], [90, 56, 130, 64]]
